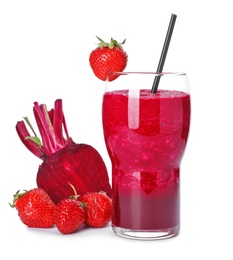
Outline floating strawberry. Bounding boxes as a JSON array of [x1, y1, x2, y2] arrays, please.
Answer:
[[89, 36, 128, 81], [10, 188, 56, 228], [80, 191, 112, 228], [16, 99, 111, 204], [55, 199, 86, 234]]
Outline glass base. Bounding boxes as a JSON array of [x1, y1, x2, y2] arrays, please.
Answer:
[[112, 225, 180, 240]]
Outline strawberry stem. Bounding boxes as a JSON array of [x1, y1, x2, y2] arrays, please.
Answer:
[[68, 182, 80, 200]]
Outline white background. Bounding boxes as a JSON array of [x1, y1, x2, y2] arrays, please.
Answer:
[[1, 0, 232, 259]]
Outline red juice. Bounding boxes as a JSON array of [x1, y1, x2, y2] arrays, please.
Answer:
[[102, 89, 190, 231]]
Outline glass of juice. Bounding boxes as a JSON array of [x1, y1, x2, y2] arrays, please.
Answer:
[[102, 72, 191, 240]]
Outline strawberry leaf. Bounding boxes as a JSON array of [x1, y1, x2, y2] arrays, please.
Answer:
[[95, 36, 126, 50]]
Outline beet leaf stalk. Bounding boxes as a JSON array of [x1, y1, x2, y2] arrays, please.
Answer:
[[16, 99, 71, 159]]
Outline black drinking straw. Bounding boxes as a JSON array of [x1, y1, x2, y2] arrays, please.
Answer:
[[151, 14, 177, 93]]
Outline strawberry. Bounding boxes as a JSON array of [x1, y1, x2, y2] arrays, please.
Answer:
[[10, 188, 56, 228], [89, 36, 128, 81], [80, 191, 112, 228], [55, 199, 86, 234]]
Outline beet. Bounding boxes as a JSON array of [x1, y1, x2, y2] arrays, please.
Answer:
[[16, 99, 111, 204], [37, 142, 111, 204]]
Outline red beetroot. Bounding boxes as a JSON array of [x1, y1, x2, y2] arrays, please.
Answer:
[[16, 99, 111, 204]]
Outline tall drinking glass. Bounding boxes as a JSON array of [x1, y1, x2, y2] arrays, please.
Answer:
[[102, 72, 191, 240]]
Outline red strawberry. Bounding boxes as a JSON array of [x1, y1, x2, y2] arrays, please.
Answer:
[[10, 188, 56, 228], [55, 199, 86, 234], [80, 191, 112, 228], [89, 36, 128, 81]]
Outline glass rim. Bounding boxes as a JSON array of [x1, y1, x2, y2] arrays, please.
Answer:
[[108, 71, 187, 76]]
